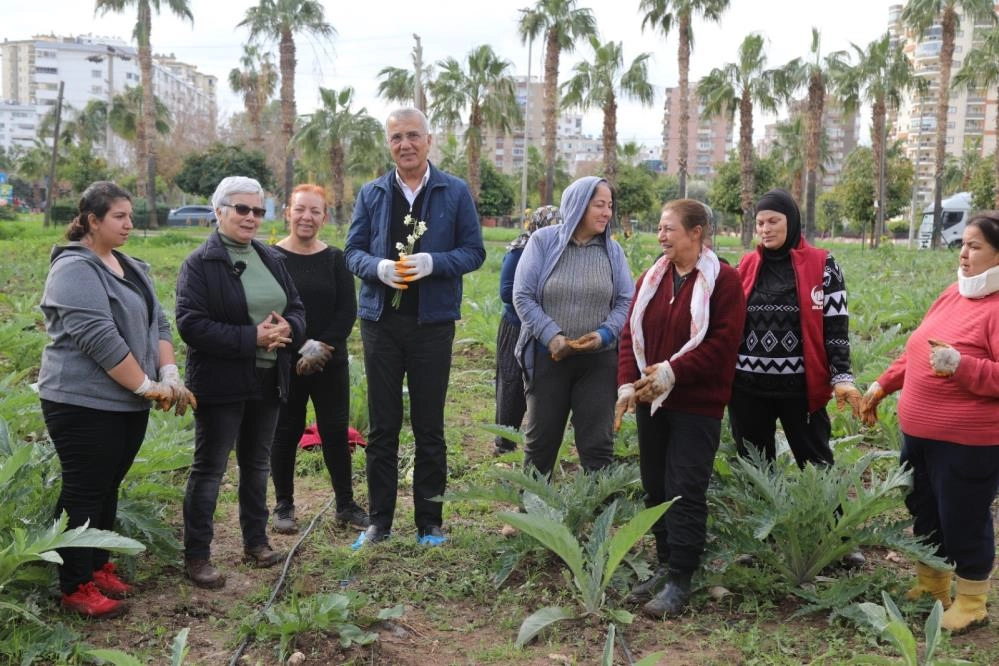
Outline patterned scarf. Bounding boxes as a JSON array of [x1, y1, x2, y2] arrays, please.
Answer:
[[629, 248, 720, 414]]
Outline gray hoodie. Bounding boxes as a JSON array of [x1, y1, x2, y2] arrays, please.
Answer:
[[38, 243, 172, 411]]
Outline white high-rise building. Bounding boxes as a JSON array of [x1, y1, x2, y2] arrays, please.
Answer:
[[0, 101, 38, 153]]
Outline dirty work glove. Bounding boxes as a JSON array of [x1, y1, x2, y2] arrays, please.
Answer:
[[634, 361, 675, 403], [859, 381, 886, 427], [377, 259, 406, 290], [547, 334, 573, 362], [833, 382, 863, 418], [157, 364, 197, 416], [159, 363, 181, 388], [614, 383, 636, 432], [134, 376, 176, 412], [296, 339, 334, 376], [567, 331, 603, 353], [397, 252, 433, 282], [928, 339, 960, 377]]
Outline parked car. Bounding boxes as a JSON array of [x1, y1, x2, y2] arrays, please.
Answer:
[[166, 205, 215, 227]]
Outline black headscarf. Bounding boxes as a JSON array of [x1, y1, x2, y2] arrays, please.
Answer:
[[754, 189, 801, 259]]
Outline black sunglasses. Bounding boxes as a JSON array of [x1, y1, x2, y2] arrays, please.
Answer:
[[222, 202, 266, 218]]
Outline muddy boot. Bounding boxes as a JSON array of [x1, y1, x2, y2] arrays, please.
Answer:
[[185, 558, 225, 589], [627, 564, 668, 604], [905, 562, 953, 609], [642, 569, 692, 618], [942, 577, 990, 634]]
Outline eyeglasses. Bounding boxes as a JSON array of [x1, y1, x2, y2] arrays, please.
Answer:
[[388, 131, 426, 145], [222, 203, 266, 218]]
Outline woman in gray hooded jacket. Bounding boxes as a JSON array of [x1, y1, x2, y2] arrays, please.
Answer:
[[512, 176, 634, 476]]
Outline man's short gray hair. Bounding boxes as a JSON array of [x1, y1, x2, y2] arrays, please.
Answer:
[[385, 108, 430, 136], [211, 176, 264, 211]]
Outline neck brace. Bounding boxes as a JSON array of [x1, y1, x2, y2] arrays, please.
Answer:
[[958, 264, 999, 299]]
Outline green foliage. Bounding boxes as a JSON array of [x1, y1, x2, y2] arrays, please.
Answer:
[[86, 627, 190, 666], [502, 498, 673, 646], [849, 593, 972, 665], [968, 154, 995, 210], [831, 146, 913, 234], [710, 447, 945, 589], [615, 164, 657, 226], [175, 143, 273, 197], [709, 151, 779, 219], [477, 159, 516, 217], [247, 591, 402, 660]]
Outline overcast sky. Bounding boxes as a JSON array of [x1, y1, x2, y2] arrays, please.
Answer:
[[9, 0, 896, 146]]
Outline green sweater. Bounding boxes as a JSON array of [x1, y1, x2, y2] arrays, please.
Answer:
[[220, 232, 287, 367]]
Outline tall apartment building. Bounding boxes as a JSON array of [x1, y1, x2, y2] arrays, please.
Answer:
[[758, 98, 859, 192], [887, 3, 999, 207], [661, 85, 733, 180], [0, 101, 38, 153], [0, 34, 217, 164]]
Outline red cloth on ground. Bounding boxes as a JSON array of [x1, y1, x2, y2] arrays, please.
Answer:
[[298, 424, 367, 452]]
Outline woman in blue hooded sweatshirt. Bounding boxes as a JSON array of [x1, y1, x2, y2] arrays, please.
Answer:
[[512, 176, 634, 476]]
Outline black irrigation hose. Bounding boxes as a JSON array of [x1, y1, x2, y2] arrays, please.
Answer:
[[617, 625, 636, 665], [227, 494, 338, 666]]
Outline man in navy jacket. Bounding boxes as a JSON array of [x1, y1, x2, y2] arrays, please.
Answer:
[[345, 108, 485, 547]]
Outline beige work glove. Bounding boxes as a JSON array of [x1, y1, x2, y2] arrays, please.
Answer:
[[859, 381, 886, 427], [296, 339, 334, 375], [614, 383, 636, 432], [833, 382, 863, 418], [928, 338, 960, 377]]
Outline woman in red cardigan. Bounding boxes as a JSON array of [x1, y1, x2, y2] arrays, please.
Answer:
[[861, 214, 999, 634], [615, 199, 746, 618]]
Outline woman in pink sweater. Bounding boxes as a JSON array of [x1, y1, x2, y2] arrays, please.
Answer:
[[861, 214, 999, 634]]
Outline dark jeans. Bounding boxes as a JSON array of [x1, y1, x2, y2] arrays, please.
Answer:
[[271, 360, 354, 511], [494, 316, 526, 450], [522, 344, 616, 477], [901, 433, 999, 580], [41, 399, 148, 594], [360, 313, 454, 531], [183, 367, 280, 560], [637, 404, 721, 573], [729, 388, 833, 468]]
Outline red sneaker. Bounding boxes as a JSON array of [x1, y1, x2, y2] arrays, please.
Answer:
[[92, 562, 132, 598], [61, 581, 126, 618]]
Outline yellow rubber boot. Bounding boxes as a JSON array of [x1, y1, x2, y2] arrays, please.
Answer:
[[941, 577, 990, 634], [905, 562, 953, 609]]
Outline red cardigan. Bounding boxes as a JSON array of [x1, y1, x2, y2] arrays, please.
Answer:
[[738, 240, 831, 414], [617, 262, 746, 419], [877, 284, 999, 446]]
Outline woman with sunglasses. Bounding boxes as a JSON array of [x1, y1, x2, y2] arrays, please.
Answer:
[[175, 176, 305, 589]]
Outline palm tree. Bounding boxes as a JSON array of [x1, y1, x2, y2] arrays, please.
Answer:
[[429, 45, 521, 206], [791, 28, 847, 242], [770, 117, 807, 202], [239, 0, 336, 201], [561, 36, 654, 187], [699, 34, 796, 248], [229, 44, 278, 145], [293, 87, 383, 225], [832, 33, 921, 247], [518, 0, 596, 205], [639, 0, 730, 198], [377, 38, 434, 111], [903, 0, 997, 248], [619, 141, 643, 167], [95, 0, 192, 229], [107, 85, 171, 146], [953, 26, 999, 207]]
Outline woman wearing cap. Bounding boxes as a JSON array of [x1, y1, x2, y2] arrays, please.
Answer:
[[513, 177, 633, 477], [493, 205, 562, 456], [616, 199, 746, 618], [730, 189, 862, 468], [860, 214, 999, 634], [175, 176, 306, 588]]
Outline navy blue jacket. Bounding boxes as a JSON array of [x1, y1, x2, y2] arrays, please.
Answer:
[[176, 231, 306, 404], [345, 162, 485, 324]]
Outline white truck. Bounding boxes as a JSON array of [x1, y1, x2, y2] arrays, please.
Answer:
[[917, 192, 973, 249]]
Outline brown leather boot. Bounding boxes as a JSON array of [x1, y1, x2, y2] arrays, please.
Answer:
[[185, 558, 225, 589], [243, 544, 283, 568]]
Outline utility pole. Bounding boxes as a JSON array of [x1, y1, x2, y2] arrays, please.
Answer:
[[519, 38, 533, 227], [907, 118, 923, 248], [106, 47, 116, 169], [44, 81, 65, 228], [412, 34, 425, 113]]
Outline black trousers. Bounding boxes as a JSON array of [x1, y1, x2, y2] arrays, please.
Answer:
[[901, 433, 999, 580], [494, 317, 526, 450], [41, 399, 148, 594], [360, 313, 454, 531], [729, 388, 833, 468], [637, 404, 721, 573], [183, 367, 280, 560], [271, 360, 354, 511]]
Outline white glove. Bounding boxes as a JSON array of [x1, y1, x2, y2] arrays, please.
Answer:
[[634, 361, 675, 403], [928, 339, 960, 377], [158, 363, 180, 388], [397, 252, 433, 282], [377, 259, 406, 289], [296, 339, 334, 375], [614, 383, 636, 432]]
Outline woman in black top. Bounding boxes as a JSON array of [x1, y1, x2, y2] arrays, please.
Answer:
[[269, 184, 368, 534]]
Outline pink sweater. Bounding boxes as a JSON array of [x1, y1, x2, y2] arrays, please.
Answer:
[[877, 284, 999, 446]]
